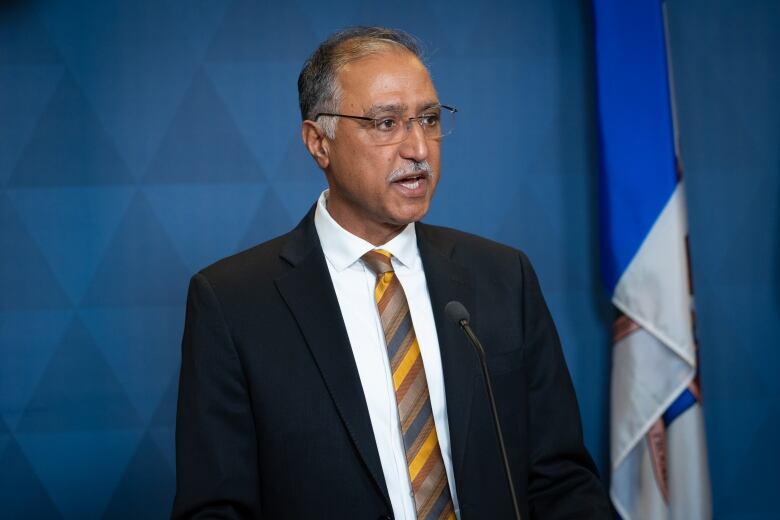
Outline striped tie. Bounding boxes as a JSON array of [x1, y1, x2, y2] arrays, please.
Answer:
[[362, 249, 456, 520]]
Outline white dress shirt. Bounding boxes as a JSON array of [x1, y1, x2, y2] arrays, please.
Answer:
[[314, 190, 461, 519]]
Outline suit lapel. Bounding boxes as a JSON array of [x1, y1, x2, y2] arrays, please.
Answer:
[[417, 224, 478, 487], [274, 210, 390, 507]]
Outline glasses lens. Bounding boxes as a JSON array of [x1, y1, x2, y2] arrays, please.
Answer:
[[367, 107, 456, 145], [370, 116, 403, 145], [434, 108, 455, 140]]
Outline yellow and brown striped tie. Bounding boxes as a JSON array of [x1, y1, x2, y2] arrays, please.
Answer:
[[362, 249, 456, 520]]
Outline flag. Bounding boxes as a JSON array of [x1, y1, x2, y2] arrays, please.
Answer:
[[592, 0, 712, 518]]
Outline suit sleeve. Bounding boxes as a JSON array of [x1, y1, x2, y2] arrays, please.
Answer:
[[518, 253, 611, 518], [172, 273, 262, 519]]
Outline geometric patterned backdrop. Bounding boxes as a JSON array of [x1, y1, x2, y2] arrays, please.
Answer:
[[0, 0, 776, 518]]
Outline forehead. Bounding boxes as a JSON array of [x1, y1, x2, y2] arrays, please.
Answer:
[[336, 50, 438, 112]]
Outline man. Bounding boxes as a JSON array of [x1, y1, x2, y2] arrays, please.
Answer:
[[173, 27, 609, 519]]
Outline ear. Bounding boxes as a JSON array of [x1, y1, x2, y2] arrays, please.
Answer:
[[301, 120, 330, 169]]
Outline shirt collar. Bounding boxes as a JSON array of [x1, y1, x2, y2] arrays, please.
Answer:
[[314, 190, 419, 272]]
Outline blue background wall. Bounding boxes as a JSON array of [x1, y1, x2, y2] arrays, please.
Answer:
[[0, 1, 777, 518]]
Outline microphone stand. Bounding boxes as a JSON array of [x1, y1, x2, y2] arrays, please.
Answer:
[[458, 318, 523, 520]]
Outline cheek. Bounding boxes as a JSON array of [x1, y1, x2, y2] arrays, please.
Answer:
[[429, 146, 442, 167], [430, 172, 440, 192]]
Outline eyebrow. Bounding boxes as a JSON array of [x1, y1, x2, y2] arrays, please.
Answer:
[[418, 101, 441, 112], [364, 103, 407, 118], [364, 101, 442, 118]]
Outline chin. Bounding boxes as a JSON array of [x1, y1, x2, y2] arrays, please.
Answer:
[[395, 207, 429, 225]]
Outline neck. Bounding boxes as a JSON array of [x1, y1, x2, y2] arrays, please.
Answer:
[[362, 224, 407, 247], [324, 199, 407, 246], [336, 215, 407, 247]]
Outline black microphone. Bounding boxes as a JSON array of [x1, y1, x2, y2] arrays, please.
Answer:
[[445, 301, 522, 520]]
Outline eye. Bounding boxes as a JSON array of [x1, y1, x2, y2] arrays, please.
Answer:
[[420, 113, 440, 127], [375, 117, 398, 131]]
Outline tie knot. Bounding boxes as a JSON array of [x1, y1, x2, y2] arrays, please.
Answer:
[[362, 249, 394, 275]]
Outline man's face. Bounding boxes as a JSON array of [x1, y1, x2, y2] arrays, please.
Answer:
[[321, 50, 441, 244]]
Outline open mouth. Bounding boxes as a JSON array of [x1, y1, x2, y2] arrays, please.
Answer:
[[394, 173, 427, 190]]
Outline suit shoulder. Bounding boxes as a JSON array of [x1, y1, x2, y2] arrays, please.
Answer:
[[418, 222, 539, 291], [195, 230, 294, 289], [418, 222, 530, 265]]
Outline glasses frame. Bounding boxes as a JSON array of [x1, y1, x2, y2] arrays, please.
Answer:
[[314, 104, 458, 143]]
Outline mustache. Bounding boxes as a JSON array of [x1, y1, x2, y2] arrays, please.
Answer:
[[387, 161, 433, 182]]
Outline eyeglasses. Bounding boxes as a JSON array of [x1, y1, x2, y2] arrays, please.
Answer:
[[315, 105, 457, 145]]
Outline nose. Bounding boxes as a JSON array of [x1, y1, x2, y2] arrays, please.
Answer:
[[398, 119, 430, 162]]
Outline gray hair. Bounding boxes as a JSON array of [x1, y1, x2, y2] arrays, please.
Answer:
[[298, 26, 425, 139]]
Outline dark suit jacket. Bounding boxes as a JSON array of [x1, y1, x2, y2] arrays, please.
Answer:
[[172, 208, 610, 519]]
